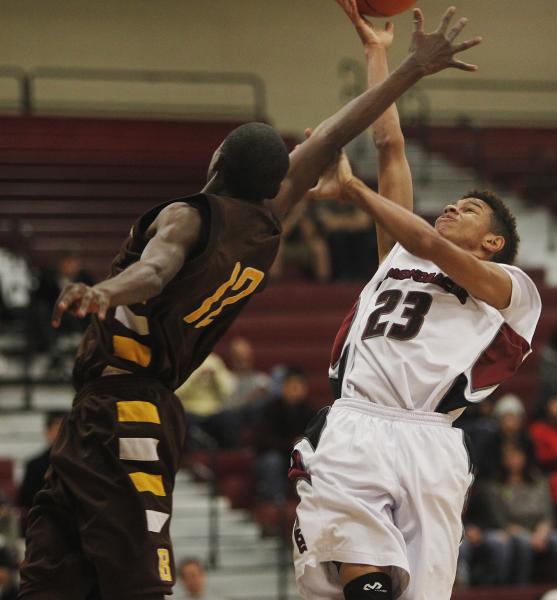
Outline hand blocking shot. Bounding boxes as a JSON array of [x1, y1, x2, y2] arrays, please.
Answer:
[[290, 2, 540, 600]]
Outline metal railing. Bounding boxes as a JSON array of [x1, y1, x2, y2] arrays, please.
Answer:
[[339, 58, 557, 125], [0, 66, 267, 119], [188, 428, 222, 570]]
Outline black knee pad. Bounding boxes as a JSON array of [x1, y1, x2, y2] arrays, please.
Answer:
[[343, 572, 393, 600]]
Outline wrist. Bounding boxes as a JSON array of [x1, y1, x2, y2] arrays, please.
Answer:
[[364, 43, 387, 59], [93, 283, 113, 304], [343, 176, 364, 199], [397, 54, 427, 81]]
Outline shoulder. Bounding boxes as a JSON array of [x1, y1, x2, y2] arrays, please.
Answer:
[[156, 201, 203, 227], [145, 201, 204, 247], [495, 264, 542, 340]]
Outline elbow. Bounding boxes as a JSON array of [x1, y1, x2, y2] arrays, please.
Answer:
[[373, 130, 405, 154]]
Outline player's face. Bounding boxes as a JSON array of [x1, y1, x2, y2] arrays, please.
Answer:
[[435, 197, 494, 253]]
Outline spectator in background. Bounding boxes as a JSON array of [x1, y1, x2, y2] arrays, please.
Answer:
[[481, 394, 536, 478], [0, 544, 18, 600], [18, 411, 67, 528], [225, 337, 270, 411], [175, 353, 236, 448], [29, 249, 94, 373], [0, 491, 19, 600], [254, 367, 314, 502], [271, 202, 331, 282], [456, 395, 498, 477], [457, 481, 514, 587], [213, 337, 272, 446], [175, 558, 223, 600], [483, 443, 557, 585], [315, 200, 377, 281], [530, 394, 557, 507], [538, 328, 557, 413]]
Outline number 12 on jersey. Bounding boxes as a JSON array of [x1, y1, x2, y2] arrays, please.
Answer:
[[363, 290, 433, 341]]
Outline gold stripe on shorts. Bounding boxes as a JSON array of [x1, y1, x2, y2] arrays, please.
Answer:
[[129, 472, 166, 496], [112, 335, 151, 367], [117, 401, 160, 424]]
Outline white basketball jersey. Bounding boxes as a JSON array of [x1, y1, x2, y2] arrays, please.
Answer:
[[329, 243, 542, 418]]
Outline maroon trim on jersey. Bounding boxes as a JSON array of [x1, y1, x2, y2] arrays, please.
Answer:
[[288, 449, 311, 485], [471, 322, 530, 391], [331, 300, 358, 367]]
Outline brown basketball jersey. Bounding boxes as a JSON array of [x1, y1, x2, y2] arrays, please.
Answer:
[[73, 193, 281, 391]]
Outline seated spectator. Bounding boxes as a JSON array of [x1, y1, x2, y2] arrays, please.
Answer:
[[175, 354, 236, 448], [483, 443, 557, 585], [175, 558, 223, 600], [208, 337, 273, 447], [538, 328, 557, 413], [481, 393, 536, 478], [456, 395, 498, 475], [530, 394, 557, 506], [18, 411, 67, 530], [457, 482, 514, 586], [0, 492, 18, 600], [28, 249, 94, 374], [225, 337, 270, 411], [271, 202, 331, 282], [0, 545, 18, 600], [315, 200, 377, 281], [254, 367, 314, 502], [0, 218, 33, 325]]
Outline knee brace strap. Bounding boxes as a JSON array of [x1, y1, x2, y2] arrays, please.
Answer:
[[343, 572, 392, 600]]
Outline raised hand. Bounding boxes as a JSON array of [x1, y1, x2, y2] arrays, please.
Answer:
[[409, 6, 482, 74], [307, 150, 355, 202], [51, 283, 111, 327], [336, 0, 394, 51]]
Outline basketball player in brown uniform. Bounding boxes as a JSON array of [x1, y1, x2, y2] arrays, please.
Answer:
[[18, 5, 481, 599]]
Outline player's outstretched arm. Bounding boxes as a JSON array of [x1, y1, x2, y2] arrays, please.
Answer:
[[329, 158, 512, 309], [51, 203, 201, 327], [338, 0, 414, 263], [269, 4, 481, 222]]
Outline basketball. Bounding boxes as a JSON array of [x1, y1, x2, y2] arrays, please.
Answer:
[[356, 0, 417, 17]]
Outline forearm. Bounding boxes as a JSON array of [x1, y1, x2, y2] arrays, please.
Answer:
[[367, 46, 404, 150], [95, 261, 164, 308]]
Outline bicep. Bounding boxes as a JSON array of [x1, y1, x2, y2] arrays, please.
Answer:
[[431, 237, 512, 309], [376, 147, 413, 264]]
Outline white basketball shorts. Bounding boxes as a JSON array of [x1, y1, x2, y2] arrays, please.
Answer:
[[290, 398, 474, 600]]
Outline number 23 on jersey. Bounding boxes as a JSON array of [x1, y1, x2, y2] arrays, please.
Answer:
[[363, 290, 433, 341]]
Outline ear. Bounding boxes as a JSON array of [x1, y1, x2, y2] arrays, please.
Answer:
[[482, 232, 505, 256]]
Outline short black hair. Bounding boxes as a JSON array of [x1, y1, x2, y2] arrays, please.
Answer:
[[220, 122, 289, 202], [283, 366, 306, 381], [462, 190, 520, 264]]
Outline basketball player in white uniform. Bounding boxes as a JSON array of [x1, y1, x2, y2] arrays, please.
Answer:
[[290, 2, 542, 600]]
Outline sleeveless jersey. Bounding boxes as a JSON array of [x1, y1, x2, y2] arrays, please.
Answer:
[[73, 193, 281, 391], [329, 243, 542, 419]]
